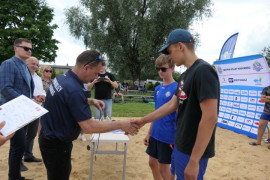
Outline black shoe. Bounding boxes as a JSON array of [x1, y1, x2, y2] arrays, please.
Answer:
[[20, 162, 28, 171], [24, 156, 42, 163]]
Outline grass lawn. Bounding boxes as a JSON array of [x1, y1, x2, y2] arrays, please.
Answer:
[[90, 102, 155, 117]]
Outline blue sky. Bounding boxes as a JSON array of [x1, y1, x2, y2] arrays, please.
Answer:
[[46, 0, 270, 71]]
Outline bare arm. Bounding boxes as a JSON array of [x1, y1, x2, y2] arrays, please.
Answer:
[[87, 79, 98, 90], [78, 118, 139, 135], [184, 98, 218, 179]]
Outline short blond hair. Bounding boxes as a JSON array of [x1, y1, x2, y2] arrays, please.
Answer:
[[40, 65, 52, 73], [155, 54, 175, 68]]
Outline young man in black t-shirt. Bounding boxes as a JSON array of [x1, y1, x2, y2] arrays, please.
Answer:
[[88, 62, 118, 120], [135, 29, 220, 179]]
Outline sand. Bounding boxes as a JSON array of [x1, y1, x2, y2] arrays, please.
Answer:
[[0, 118, 270, 180]]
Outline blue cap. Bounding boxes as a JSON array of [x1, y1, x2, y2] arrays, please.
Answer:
[[159, 29, 194, 55]]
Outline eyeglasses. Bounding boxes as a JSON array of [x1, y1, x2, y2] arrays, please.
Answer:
[[45, 70, 52, 73], [16, 46, 34, 52], [84, 55, 102, 66], [156, 67, 168, 72]]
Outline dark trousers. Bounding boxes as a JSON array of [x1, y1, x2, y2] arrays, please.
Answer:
[[24, 118, 39, 159], [8, 127, 26, 180], [39, 133, 73, 180]]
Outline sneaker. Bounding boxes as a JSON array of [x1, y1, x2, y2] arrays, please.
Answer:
[[81, 134, 87, 141]]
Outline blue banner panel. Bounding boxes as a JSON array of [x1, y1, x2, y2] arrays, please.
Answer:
[[214, 54, 270, 139]]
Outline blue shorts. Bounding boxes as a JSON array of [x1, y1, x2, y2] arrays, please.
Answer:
[[260, 112, 270, 121], [146, 137, 173, 164], [170, 147, 209, 180]]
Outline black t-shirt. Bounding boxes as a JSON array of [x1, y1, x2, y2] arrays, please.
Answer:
[[174, 59, 220, 158], [122, 82, 128, 88], [94, 72, 116, 99]]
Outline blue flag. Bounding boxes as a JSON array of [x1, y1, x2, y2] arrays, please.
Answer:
[[219, 33, 239, 60]]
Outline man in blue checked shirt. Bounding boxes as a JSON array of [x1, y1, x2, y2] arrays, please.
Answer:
[[0, 38, 41, 180]]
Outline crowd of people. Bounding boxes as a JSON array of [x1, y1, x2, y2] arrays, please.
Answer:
[[0, 28, 269, 180]]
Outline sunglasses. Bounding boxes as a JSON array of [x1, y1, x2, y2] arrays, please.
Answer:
[[16, 46, 34, 52], [84, 55, 102, 66], [156, 67, 168, 72], [45, 69, 52, 73]]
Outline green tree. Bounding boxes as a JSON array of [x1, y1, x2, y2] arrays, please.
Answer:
[[262, 46, 270, 66], [0, 0, 59, 63], [65, 0, 212, 81]]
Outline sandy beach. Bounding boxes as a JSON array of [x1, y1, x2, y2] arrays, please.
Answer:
[[0, 118, 270, 180]]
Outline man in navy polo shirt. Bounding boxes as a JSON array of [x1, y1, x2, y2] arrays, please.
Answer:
[[39, 49, 139, 180]]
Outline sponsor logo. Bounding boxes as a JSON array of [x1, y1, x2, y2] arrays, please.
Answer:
[[252, 61, 263, 72], [249, 90, 257, 96], [217, 66, 222, 74], [237, 116, 245, 123], [256, 106, 264, 112], [241, 97, 248, 102], [255, 113, 261, 119], [242, 125, 251, 132], [234, 90, 240, 95], [239, 110, 246, 116], [227, 102, 233, 107], [228, 96, 234, 101], [234, 96, 240, 101], [165, 91, 171, 97], [244, 118, 253, 125], [248, 98, 257, 104], [246, 112, 255, 118], [247, 105, 256, 111], [250, 127, 258, 134], [224, 89, 228, 94], [253, 76, 262, 85], [222, 119, 228, 124], [233, 102, 240, 108], [253, 121, 259, 127], [241, 90, 248, 96], [232, 109, 239, 114], [240, 103, 247, 109], [228, 121, 235, 127], [235, 123, 242, 129]]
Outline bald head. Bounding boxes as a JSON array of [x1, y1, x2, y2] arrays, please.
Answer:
[[26, 57, 39, 75]]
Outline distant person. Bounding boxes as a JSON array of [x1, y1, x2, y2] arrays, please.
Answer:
[[139, 80, 146, 93], [40, 65, 53, 93], [0, 38, 41, 180], [249, 85, 270, 149], [122, 80, 129, 94], [133, 29, 220, 179], [38, 49, 139, 179], [134, 78, 139, 90], [113, 81, 126, 103], [24, 57, 46, 164], [144, 54, 177, 180], [87, 62, 118, 120]]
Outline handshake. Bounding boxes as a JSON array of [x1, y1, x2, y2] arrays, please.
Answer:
[[120, 118, 145, 136]]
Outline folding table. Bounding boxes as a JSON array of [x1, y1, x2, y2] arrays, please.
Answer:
[[89, 131, 130, 180]]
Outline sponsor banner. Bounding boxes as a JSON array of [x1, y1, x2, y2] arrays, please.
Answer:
[[214, 54, 270, 139]]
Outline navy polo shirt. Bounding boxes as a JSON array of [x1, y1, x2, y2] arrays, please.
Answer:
[[41, 70, 92, 142]]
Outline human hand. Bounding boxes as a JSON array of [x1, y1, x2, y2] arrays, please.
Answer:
[[143, 134, 150, 146], [0, 121, 15, 146], [131, 118, 146, 128], [93, 99, 105, 111], [184, 160, 199, 180], [120, 119, 140, 136], [36, 95, 45, 103]]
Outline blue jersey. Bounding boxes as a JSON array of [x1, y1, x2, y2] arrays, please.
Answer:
[[150, 82, 178, 144], [41, 70, 92, 142]]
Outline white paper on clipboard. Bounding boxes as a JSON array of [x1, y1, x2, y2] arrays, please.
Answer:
[[0, 95, 48, 136]]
